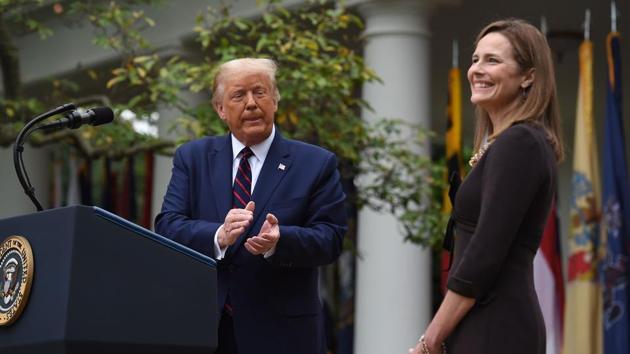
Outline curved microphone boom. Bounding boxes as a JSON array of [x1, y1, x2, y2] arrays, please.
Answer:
[[13, 104, 115, 211]]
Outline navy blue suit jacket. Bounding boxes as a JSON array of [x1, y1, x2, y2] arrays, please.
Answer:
[[155, 132, 347, 354]]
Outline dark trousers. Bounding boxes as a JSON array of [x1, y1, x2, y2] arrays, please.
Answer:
[[215, 311, 238, 354]]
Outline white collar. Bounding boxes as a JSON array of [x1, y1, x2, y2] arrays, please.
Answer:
[[230, 124, 276, 162]]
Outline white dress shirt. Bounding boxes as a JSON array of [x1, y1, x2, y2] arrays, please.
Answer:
[[213, 125, 276, 259]]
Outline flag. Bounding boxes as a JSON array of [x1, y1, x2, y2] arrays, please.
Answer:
[[601, 31, 630, 354], [101, 158, 118, 213], [444, 66, 463, 195], [118, 156, 138, 222], [563, 39, 603, 354], [51, 153, 63, 208], [141, 152, 154, 229], [78, 159, 93, 205], [534, 199, 564, 354], [441, 64, 464, 293], [66, 154, 80, 206]]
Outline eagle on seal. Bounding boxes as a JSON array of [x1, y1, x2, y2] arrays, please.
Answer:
[[1, 260, 20, 304]]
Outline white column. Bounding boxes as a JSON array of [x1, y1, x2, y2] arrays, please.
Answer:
[[355, 1, 433, 353]]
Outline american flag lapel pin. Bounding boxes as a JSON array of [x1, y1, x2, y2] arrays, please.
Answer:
[[278, 163, 286, 171]]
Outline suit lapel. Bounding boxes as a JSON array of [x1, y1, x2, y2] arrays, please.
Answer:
[[251, 134, 292, 222], [231, 133, 293, 256], [208, 135, 233, 221]]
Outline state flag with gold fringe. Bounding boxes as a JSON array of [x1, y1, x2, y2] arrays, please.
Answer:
[[563, 39, 603, 354]]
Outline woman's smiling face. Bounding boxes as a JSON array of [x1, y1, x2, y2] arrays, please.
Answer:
[[467, 32, 530, 120]]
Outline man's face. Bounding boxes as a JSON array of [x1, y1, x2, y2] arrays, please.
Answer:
[[216, 70, 277, 146]]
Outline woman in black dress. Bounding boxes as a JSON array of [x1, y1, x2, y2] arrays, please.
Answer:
[[409, 19, 564, 354]]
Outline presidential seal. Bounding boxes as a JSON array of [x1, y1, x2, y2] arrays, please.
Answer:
[[0, 236, 34, 326]]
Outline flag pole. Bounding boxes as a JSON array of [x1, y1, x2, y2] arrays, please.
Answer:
[[585, 9, 591, 41], [540, 15, 548, 37], [452, 40, 458, 69], [611, 1, 617, 33]]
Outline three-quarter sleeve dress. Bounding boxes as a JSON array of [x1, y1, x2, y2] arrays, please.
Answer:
[[446, 123, 557, 354]]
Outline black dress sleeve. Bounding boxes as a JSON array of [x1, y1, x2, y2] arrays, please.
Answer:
[[447, 125, 547, 299]]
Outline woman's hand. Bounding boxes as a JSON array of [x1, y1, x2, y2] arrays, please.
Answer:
[[408, 341, 422, 354], [409, 289, 474, 354], [408, 335, 442, 354], [408, 339, 423, 354]]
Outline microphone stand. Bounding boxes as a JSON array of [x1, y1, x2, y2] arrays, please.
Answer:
[[13, 103, 76, 211]]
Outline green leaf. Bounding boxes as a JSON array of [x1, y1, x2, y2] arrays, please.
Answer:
[[133, 55, 152, 64], [106, 76, 126, 89]]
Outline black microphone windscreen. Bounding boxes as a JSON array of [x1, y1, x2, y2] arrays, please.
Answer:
[[90, 107, 114, 126]]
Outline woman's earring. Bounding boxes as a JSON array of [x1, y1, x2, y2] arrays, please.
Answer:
[[521, 86, 529, 99]]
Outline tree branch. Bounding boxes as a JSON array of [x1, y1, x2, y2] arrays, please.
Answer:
[[0, 125, 174, 159], [32, 130, 175, 159]]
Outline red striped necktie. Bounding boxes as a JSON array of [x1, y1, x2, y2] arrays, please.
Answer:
[[233, 147, 253, 209]]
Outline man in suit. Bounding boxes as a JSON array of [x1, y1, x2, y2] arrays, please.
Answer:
[[155, 58, 347, 354]]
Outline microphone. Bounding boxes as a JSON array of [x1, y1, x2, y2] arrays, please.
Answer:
[[37, 106, 114, 132], [14, 103, 113, 212]]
